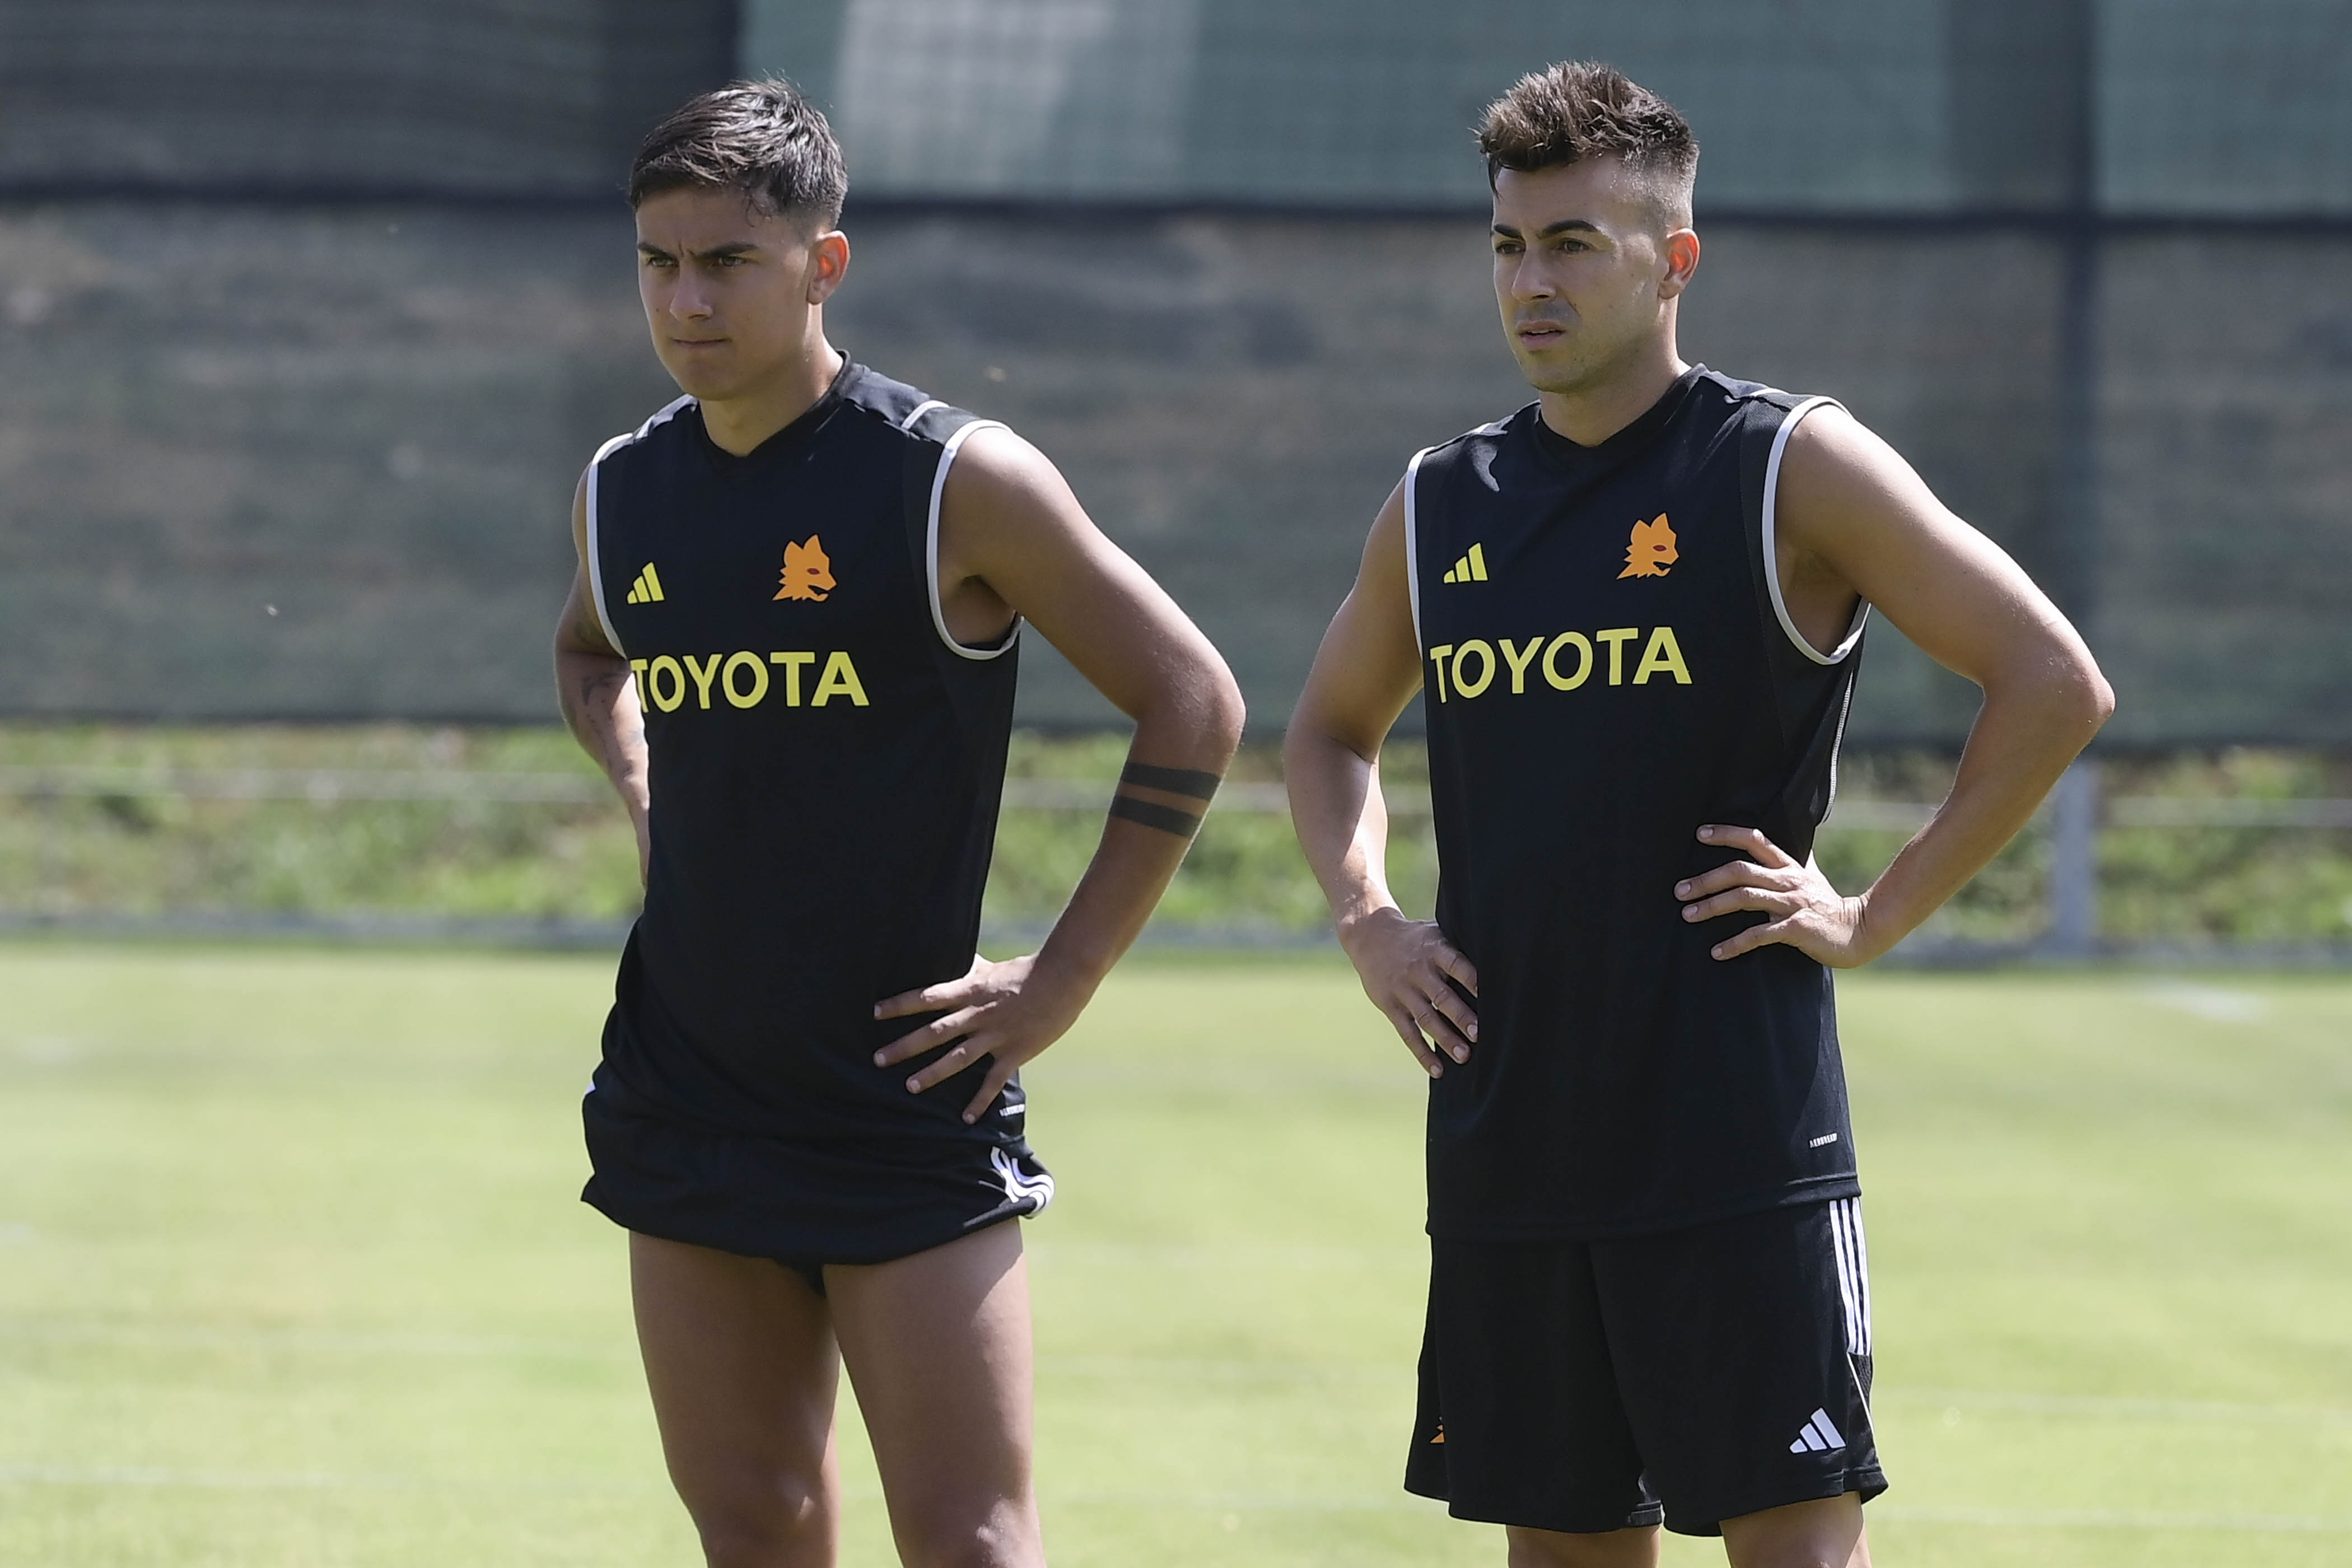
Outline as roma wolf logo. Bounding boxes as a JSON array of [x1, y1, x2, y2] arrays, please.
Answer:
[[1618, 514, 1678, 579], [775, 535, 836, 601]]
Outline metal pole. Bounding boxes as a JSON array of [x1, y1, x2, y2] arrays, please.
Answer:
[[2047, 758, 2102, 956], [2043, 0, 2103, 956], [1947, 0, 2104, 954]]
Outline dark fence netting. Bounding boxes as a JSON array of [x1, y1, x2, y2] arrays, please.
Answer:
[[0, 0, 735, 199], [4, 200, 2347, 743], [1, 0, 2348, 744], [0, 204, 676, 721], [2098, 235, 2352, 745], [763, 0, 2352, 218]]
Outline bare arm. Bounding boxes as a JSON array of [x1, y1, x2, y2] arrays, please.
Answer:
[[1282, 480, 1480, 1078], [874, 428, 1246, 1119], [1678, 407, 2115, 963], [553, 465, 651, 884]]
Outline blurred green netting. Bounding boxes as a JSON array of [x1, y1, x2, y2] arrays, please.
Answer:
[[1, 1, 2348, 744]]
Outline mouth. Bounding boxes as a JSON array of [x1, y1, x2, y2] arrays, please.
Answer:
[[1515, 322, 1567, 348], [670, 337, 729, 349]]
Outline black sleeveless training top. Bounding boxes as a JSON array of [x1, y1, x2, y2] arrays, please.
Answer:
[[585, 358, 1027, 1150], [1407, 367, 1868, 1240]]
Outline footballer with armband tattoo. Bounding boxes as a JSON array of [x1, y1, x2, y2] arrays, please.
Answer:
[[552, 79, 1243, 1568]]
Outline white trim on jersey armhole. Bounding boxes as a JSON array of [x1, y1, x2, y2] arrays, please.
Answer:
[[637, 394, 694, 441], [1761, 396, 1869, 666], [898, 398, 947, 431], [583, 431, 633, 657], [928, 419, 1021, 660], [582, 396, 693, 659], [1402, 447, 1434, 654]]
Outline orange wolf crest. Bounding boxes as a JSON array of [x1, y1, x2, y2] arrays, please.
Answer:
[[775, 535, 836, 601], [1618, 514, 1678, 578]]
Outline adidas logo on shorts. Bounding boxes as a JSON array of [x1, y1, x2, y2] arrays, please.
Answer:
[[1788, 1408, 1845, 1454]]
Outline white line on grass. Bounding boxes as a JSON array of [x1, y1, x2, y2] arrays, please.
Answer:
[[1883, 1386, 2352, 1427], [0, 1463, 657, 1495], [1029, 1243, 1422, 1269], [2141, 981, 2269, 1023], [1044, 1356, 1397, 1385], [1875, 1505, 2352, 1533], [1033, 1063, 1421, 1095], [8, 1467, 2345, 1532], [9, 1321, 2340, 1436], [0, 1320, 620, 1361]]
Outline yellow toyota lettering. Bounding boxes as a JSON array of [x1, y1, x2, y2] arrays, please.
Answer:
[[683, 653, 723, 709], [1595, 627, 1639, 686], [645, 655, 687, 712], [1632, 625, 1692, 685], [767, 651, 814, 706], [721, 650, 769, 708], [1426, 627, 1686, 699], [628, 658, 650, 707], [1542, 631, 1593, 690], [1451, 638, 1496, 699], [1499, 636, 1542, 694], [811, 650, 870, 707]]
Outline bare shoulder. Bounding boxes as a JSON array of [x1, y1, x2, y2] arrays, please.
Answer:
[[1772, 402, 1953, 551], [568, 462, 594, 560], [1362, 473, 1410, 568], [934, 423, 1105, 595], [557, 462, 618, 657], [939, 423, 1084, 531]]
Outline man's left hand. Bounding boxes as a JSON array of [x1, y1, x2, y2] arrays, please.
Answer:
[[1676, 824, 1889, 968], [874, 954, 1089, 1124]]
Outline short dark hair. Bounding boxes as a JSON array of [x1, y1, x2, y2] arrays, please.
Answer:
[[1477, 62, 1698, 221], [628, 78, 848, 230]]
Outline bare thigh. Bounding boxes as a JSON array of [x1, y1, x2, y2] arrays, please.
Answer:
[[632, 1232, 843, 1568], [1720, 1493, 1869, 1568], [827, 1220, 1044, 1568], [1504, 1523, 1660, 1568]]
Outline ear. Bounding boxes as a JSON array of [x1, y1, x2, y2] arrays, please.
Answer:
[[806, 231, 851, 306], [1657, 226, 1700, 301]]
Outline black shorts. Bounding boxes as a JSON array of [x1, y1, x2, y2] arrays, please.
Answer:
[[1406, 1197, 1884, 1537], [579, 1073, 1053, 1281]]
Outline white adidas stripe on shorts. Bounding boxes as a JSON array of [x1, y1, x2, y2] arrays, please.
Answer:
[[1827, 1196, 1872, 1357]]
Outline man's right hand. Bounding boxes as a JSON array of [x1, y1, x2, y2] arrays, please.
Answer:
[[1338, 907, 1480, 1078]]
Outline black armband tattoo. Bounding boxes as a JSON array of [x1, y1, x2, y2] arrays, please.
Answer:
[[1118, 762, 1222, 801], [1109, 794, 1203, 839]]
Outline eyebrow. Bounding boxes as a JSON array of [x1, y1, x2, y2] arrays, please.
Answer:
[[1491, 218, 1604, 240], [636, 241, 762, 260]]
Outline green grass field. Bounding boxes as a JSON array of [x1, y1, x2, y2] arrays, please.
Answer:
[[1, 946, 2347, 1567]]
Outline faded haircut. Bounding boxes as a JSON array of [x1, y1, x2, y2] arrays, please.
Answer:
[[628, 78, 848, 231], [1477, 62, 1698, 227]]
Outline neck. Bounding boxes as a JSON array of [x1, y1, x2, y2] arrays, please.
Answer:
[[699, 327, 843, 456], [1534, 328, 1688, 447]]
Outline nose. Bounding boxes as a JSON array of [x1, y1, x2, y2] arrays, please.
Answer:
[[667, 270, 715, 322], [1509, 254, 1555, 304]]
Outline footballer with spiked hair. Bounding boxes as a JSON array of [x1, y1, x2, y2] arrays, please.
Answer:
[[1287, 60, 2112, 1568]]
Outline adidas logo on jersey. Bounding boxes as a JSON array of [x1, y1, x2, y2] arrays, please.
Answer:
[[776, 535, 835, 601], [624, 563, 665, 605], [1441, 544, 1490, 584], [1788, 1408, 1845, 1454]]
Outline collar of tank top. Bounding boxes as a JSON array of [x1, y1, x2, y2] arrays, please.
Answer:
[[1530, 363, 1706, 470], [692, 355, 858, 475]]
